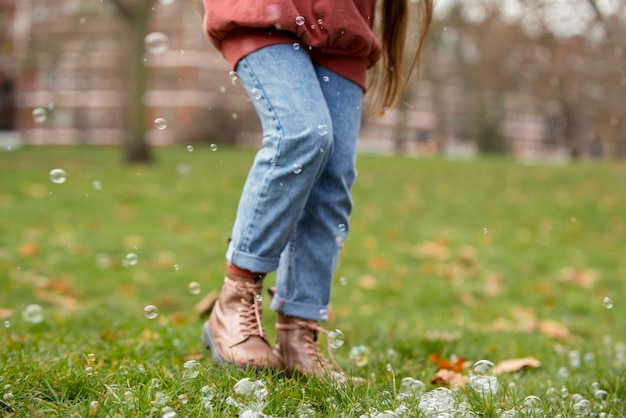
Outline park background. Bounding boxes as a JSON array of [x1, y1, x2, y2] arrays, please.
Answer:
[[1, 0, 625, 417]]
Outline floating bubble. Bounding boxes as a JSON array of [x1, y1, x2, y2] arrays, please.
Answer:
[[328, 329, 344, 348], [317, 124, 329, 136], [22, 304, 44, 323], [572, 399, 591, 416], [349, 345, 370, 367], [472, 359, 496, 375], [159, 0, 175, 5], [500, 410, 518, 418], [144, 32, 169, 54], [178, 394, 188, 405], [173, 264, 180, 271], [483, 227, 489, 234], [210, 143, 218, 152], [339, 276, 348, 286], [568, 350, 581, 368], [323, 75, 330, 82], [143, 304, 158, 319], [154, 117, 168, 130], [292, 42, 301, 50], [3, 320, 9, 328], [49, 168, 67, 184], [292, 163, 303, 174], [250, 88, 263, 100], [85, 366, 95, 376], [123, 253, 138, 267], [182, 360, 201, 379], [32, 107, 47, 123], [338, 223, 346, 232], [317, 18, 323, 25], [188, 281, 201, 295], [603, 296, 614, 309], [295, 16, 305, 26], [228, 71, 239, 82], [92, 180, 102, 190], [186, 145, 194, 152]]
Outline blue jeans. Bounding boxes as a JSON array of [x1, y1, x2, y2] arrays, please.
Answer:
[[226, 43, 363, 321]]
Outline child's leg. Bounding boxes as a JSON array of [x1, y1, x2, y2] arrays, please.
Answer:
[[270, 66, 363, 320], [226, 44, 335, 274]]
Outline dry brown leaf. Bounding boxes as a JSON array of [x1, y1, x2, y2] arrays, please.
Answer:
[[483, 272, 504, 296], [413, 240, 450, 260], [494, 357, 541, 374], [431, 369, 468, 387], [0, 308, 14, 319], [358, 274, 377, 289], [429, 353, 468, 373], [18, 242, 39, 257], [539, 320, 571, 341], [559, 267, 597, 289], [368, 255, 389, 270]]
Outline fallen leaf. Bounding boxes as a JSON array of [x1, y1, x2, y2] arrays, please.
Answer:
[[19, 242, 39, 257], [368, 255, 389, 270], [431, 369, 467, 387], [413, 240, 450, 260], [559, 267, 597, 289], [0, 308, 13, 319], [483, 272, 504, 296], [358, 274, 377, 289], [494, 357, 541, 374], [539, 320, 571, 341], [429, 353, 468, 373]]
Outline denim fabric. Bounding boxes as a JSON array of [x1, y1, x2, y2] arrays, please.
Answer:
[[227, 43, 363, 321]]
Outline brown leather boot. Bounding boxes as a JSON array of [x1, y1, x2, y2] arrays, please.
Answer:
[[274, 313, 364, 384], [202, 276, 282, 369]]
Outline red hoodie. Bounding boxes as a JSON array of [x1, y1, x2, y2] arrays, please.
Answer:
[[203, 0, 382, 90]]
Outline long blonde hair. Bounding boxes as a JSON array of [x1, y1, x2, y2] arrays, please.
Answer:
[[368, 0, 434, 116]]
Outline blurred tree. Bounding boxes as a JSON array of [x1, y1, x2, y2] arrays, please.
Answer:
[[110, 0, 154, 163]]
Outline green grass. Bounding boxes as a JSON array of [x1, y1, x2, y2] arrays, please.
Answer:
[[1, 145, 625, 417]]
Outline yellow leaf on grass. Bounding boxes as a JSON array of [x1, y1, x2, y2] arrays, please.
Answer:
[[413, 240, 450, 260]]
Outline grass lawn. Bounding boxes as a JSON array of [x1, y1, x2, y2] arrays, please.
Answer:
[[0, 145, 625, 417]]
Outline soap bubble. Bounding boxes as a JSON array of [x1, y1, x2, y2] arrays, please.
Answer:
[[400, 377, 425, 396], [188, 281, 201, 295], [154, 117, 168, 130], [349, 345, 370, 367], [328, 329, 344, 348], [295, 16, 305, 26], [49, 168, 67, 184], [603, 297, 614, 309], [317, 124, 329, 136], [292, 163, 303, 174], [468, 360, 498, 398], [143, 305, 158, 319], [210, 143, 218, 152], [22, 304, 44, 323], [234, 378, 268, 400], [186, 145, 194, 152], [182, 360, 201, 379], [144, 32, 169, 54], [123, 253, 138, 267], [32, 107, 47, 123]]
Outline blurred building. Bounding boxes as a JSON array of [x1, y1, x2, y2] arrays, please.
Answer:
[[0, 0, 581, 161]]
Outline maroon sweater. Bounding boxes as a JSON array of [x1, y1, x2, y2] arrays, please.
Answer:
[[203, 0, 382, 90]]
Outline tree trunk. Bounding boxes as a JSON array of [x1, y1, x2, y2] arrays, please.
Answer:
[[125, 12, 152, 164]]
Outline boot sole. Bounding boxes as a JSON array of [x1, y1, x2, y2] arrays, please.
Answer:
[[201, 321, 228, 365]]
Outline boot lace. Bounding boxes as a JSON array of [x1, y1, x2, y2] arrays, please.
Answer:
[[278, 319, 344, 375], [236, 281, 265, 339]]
